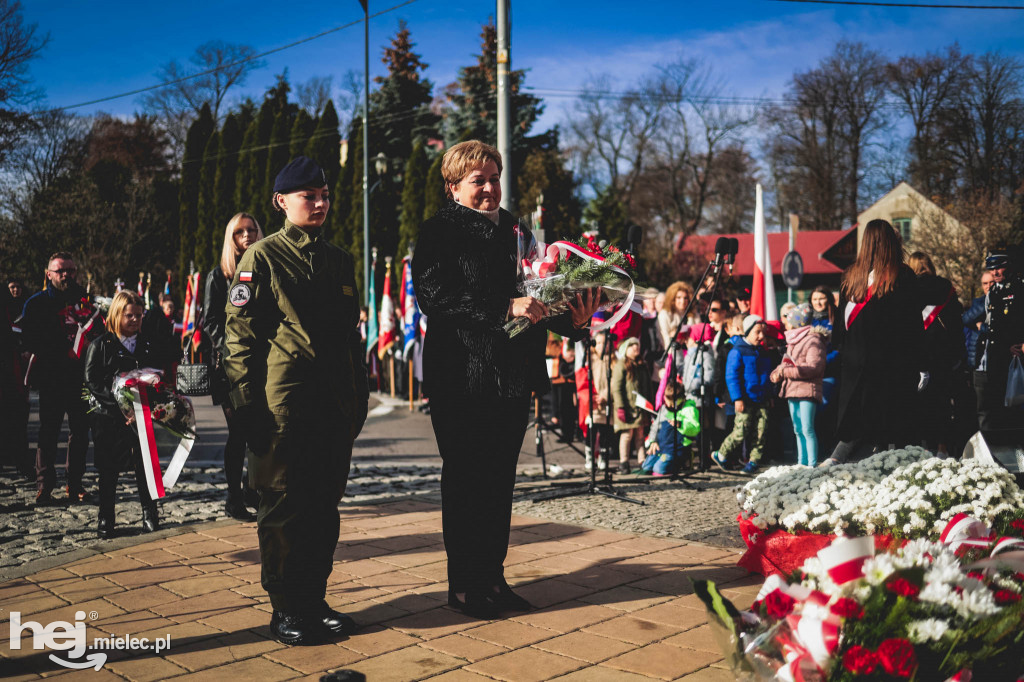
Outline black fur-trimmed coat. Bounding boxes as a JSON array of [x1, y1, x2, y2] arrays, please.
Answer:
[[412, 201, 584, 400]]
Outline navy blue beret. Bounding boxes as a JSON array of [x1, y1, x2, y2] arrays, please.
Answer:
[[273, 156, 327, 194]]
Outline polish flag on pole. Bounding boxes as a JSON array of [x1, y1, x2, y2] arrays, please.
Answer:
[[750, 184, 778, 322], [377, 257, 397, 359]]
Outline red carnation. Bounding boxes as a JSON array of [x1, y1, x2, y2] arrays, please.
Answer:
[[763, 589, 796, 620], [886, 577, 921, 599], [877, 638, 917, 678], [625, 253, 637, 268], [1009, 518, 1024, 532], [993, 589, 1021, 605], [967, 571, 985, 581], [830, 597, 864, 619], [842, 645, 878, 675]]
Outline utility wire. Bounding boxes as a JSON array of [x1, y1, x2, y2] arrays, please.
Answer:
[[43, 0, 420, 114], [769, 0, 1024, 8]]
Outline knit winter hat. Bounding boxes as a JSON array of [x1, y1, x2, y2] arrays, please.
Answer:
[[742, 314, 764, 336], [785, 303, 813, 328], [617, 336, 640, 360]]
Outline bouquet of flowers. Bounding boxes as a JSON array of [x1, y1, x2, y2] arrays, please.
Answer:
[[506, 230, 650, 338], [114, 368, 197, 440], [697, 523, 1024, 681]]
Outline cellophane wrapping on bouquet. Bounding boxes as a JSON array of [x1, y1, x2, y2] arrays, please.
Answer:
[[696, 523, 1024, 682], [114, 368, 197, 440], [505, 229, 651, 338]]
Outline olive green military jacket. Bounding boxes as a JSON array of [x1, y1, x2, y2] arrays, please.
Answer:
[[224, 221, 369, 428]]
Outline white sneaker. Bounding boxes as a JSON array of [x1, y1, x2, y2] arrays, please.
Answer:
[[597, 456, 607, 471], [585, 456, 594, 471]]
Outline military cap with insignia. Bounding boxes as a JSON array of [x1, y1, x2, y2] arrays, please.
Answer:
[[273, 156, 328, 194]]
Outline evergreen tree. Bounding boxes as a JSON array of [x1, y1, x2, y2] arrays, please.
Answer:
[[398, 140, 428, 257], [234, 115, 259, 222], [517, 140, 581, 242], [195, 129, 221, 275], [263, 110, 292, 234], [306, 99, 342, 239], [289, 109, 315, 158], [370, 22, 439, 168], [213, 113, 243, 257], [422, 151, 445, 221], [443, 22, 544, 180], [245, 100, 276, 231], [344, 119, 367, 293], [329, 120, 358, 249], [583, 185, 629, 247], [177, 103, 215, 300]]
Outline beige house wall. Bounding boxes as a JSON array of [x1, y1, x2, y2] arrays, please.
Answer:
[[855, 181, 962, 250]]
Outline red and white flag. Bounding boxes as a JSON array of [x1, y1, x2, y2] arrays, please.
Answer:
[[750, 184, 778, 322], [181, 271, 202, 350], [377, 258, 397, 359], [635, 394, 656, 414]]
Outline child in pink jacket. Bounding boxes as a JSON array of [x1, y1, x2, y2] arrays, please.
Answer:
[[770, 304, 828, 466]]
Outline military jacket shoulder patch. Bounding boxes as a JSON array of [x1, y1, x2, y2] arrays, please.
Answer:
[[229, 283, 252, 307], [238, 271, 254, 282], [342, 285, 354, 297]]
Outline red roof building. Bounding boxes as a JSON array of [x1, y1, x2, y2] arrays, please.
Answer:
[[680, 228, 857, 291]]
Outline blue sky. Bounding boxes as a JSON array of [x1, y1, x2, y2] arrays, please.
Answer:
[[19, 0, 1024, 134]]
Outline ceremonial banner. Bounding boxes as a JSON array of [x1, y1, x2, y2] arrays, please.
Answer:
[[378, 258, 397, 359], [751, 184, 778, 322]]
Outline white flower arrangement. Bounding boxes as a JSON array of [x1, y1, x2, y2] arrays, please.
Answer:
[[737, 447, 1024, 540]]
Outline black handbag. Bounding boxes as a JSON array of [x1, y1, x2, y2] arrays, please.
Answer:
[[176, 342, 212, 396]]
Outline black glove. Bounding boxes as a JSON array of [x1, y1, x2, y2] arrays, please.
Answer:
[[237, 404, 272, 455]]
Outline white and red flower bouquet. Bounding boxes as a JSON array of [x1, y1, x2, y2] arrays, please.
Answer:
[[506, 230, 651, 338], [697, 516, 1024, 681], [114, 368, 196, 440]]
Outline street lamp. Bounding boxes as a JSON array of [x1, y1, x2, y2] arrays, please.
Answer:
[[360, 0, 370, 305]]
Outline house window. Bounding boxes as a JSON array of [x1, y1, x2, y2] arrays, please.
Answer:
[[893, 218, 912, 242]]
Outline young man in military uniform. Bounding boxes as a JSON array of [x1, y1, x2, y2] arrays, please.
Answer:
[[224, 157, 369, 645]]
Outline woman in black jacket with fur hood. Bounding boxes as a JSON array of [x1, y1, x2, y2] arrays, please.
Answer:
[[413, 141, 599, 619], [84, 291, 167, 538]]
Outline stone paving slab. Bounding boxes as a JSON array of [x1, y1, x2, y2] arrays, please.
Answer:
[[0, 498, 753, 681]]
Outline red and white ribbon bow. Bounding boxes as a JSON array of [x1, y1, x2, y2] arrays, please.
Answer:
[[818, 536, 875, 585], [939, 513, 1024, 573], [549, 240, 641, 332], [125, 372, 195, 500]]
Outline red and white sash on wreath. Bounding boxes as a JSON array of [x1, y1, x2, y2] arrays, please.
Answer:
[[72, 309, 103, 358], [130, 385, 194, 500], [922, 286, 955, 330], [549, 240, 642, 332], [844, 287, 874, 329]]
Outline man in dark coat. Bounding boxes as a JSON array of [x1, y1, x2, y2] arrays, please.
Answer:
[[20, 252, 102, 505]]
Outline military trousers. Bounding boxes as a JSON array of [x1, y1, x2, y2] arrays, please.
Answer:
[[429, 394, 531, 593], [719, 404, 768, 464], [253, 412, 354, 614]]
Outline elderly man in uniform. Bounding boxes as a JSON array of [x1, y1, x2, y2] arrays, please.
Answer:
[[225, 157, 369, 646]]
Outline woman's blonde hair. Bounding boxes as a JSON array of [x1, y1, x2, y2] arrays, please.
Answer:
[[441, 140, 502, 199], [664, 281, 694, 315], [220, 213, 263, 280], [107, 291, 144, 338]]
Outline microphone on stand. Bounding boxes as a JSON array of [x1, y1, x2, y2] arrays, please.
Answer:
[[725, 238, 739, 274], [713, 237, 729, 269]]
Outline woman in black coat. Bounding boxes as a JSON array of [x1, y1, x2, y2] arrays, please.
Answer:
[[84, 291, 165, 538], [203, 212, 262, 519], [412, 141, 599, 619], [824, 219, 925, 465]]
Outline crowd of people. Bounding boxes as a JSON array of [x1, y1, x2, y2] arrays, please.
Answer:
[[1, 141, 1023, 647], [542, 222, 1024, 479]]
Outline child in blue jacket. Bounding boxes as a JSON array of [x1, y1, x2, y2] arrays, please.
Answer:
[[711, 315, 773, 474]]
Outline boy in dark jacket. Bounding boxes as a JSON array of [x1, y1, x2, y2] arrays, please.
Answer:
[[712, 315, 773, 474]]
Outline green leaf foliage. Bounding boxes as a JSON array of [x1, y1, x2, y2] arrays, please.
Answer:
[[398, 140, 428, 257], [177, 103, 215, 298]]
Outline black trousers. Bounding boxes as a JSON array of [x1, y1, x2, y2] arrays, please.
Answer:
[[430, 394, 530, 593], [255, 414, 354, 614], [91, 415, 153, 514], [36, 380, 90, 493]]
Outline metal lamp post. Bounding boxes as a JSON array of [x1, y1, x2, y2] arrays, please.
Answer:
[[360, 0, 371, 305]]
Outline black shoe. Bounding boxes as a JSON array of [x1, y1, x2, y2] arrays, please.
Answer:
[[491, 582, 533, 612], [447, 589, 501, 620], [66, 486, 89, 505], [225, 495, 256, 521], [242, 485, 260, 510], [317, 601, 358, 636], [97, 514, 114, 539], [35, 490, 57, 508], [141, 503, 159, 533], [270, 611, 328, 646]]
